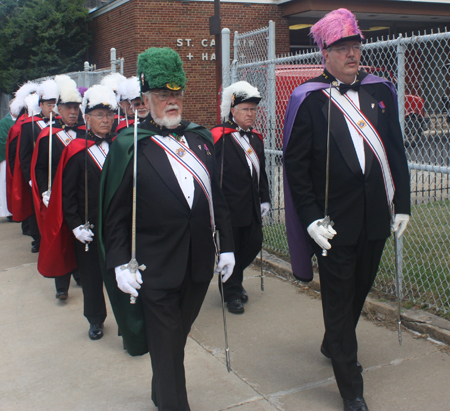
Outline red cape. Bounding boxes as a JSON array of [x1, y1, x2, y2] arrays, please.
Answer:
[[30, 126, 63, 232], [211, 126, 263, 144], [30, 125, 87, 231], [37, 138, 95, 277], [115, 118, 135, 133], [5, 114, 29, 221], [10, 116, 45, 222]]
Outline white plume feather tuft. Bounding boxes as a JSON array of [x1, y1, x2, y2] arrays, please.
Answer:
[[55, 75, 82, 104], [83, 84, 118, 114], [220, 81, 261, 121], [116, 77, 140, 101], [100, 73, 126, 91]]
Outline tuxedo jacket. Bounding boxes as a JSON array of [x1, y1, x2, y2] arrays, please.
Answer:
[[212, 121, 270, 227], [104, 120, 234, 290], [34, 120, 85, 196], [61, 136, 111, 233], [284, 71, 410, 246]]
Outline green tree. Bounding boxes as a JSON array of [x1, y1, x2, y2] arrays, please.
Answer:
[[0, 0, 92, 94]]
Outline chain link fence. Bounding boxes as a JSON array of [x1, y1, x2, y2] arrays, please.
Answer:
[[223, 24, 450, 316]]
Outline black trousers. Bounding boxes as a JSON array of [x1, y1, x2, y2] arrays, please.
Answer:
[[54, 270, 80, 292], [313, 233, 386, 400], [73, 237, 107, 325], [140, 270, 210, 411], [221, 218, 262, 302]]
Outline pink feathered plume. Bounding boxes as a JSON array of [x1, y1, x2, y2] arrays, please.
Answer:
[[310, 8, 363, 52]]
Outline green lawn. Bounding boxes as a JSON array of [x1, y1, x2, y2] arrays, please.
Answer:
[[263, 201, 450, 317]]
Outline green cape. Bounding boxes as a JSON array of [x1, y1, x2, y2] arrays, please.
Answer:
[[98, 122, 213, 356]]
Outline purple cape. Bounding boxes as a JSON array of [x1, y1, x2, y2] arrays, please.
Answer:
[[282, 73, 397, 281]]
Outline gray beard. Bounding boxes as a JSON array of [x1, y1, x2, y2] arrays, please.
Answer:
[[151, 105, 181, 129]]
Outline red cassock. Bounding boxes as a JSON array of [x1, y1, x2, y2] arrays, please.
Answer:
[[36, 138, 95, 277], [30, 126, 63, 232], [5, 113, 30, 221]]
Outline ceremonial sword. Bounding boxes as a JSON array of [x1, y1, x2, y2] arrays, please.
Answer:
[[318, 82, 336, 257], [122, 109, 146, 304], [43, 111, 53, 202], [393, 209, 403, 345], [82, 126, 94, 252], [218, 121, 231, 372]]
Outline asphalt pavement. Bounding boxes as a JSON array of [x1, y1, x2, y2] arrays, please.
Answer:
[[1, 216, 449, 411]]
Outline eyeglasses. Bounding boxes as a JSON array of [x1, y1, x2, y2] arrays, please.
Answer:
[[43, 102, 56, 108], [328, 45, 362, 55], [236, 107, 258, 114], [132, 101, 146, 108], [151, 90, 184, 101], [89, 113, 115, 120]]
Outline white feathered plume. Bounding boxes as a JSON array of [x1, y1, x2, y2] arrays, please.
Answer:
[[9, 81, 40, 117], [55, 75, 82, 104], [82, 84, 118, 115], [220, 81, 261, 121]]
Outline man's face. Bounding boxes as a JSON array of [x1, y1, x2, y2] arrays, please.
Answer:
[[230, 102, 258, 130], [323, 41, 361, 83], [58, 103, 80, 126], [119, 100, 134, 118], [39, 99, 56, 119], [130, 97, 149, 119], [143, 89, 183, 129], [85, 108, 114, 138]]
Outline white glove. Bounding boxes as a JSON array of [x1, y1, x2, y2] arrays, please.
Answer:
[[307, 218, 337, 250], [29, 180, 32, 188], [72, 225, 94, 244], [215, 252, 235, 283], [114, 265, 143, 297], [42, 192, 50, 207], [261, 202, 270, 217], [391, 214, 410, 238]]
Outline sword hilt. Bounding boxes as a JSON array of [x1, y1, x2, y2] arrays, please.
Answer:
[[123, 259, 146, 304], [318, 216, 334, 258], [82, 222, 94, 252]]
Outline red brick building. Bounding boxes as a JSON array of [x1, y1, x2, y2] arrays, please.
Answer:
[[88, 0, 290, 128], [88, 0, 450, 128]]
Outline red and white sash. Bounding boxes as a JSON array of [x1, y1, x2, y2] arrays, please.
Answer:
[[55, 130, 76, 147], [87, 144, 108, 170], [151, 134, 215, 232], [231, 132, 260, 184], [322, 87, 395, 205]]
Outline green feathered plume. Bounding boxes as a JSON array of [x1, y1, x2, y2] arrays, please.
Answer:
[[137, 47, 187, 93]]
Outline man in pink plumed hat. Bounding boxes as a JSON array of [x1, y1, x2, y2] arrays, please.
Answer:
[[283, 9, 410, 411]]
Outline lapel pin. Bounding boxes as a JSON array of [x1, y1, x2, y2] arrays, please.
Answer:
[[371, 103, 375, 109]]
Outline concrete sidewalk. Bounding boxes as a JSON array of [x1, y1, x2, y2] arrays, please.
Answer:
[[1, 216, 449, 411]]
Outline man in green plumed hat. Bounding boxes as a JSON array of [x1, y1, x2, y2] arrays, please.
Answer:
[[98, 47, 235, 411]]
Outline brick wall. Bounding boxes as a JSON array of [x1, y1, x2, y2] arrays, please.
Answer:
[[89, 0, 290, 128]]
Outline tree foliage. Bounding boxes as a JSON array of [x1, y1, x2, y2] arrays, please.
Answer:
[[0, 0, 92, 94]]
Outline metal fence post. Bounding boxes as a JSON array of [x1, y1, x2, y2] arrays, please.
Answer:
[[110, 48, 117, 73], [232, 31, 239, 84], [267, 20, 276, 222], [222, 28, 231, 91], [397, 34, 406, 133]]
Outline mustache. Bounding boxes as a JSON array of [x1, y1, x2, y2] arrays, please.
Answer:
[[164, 104, 179, 113]]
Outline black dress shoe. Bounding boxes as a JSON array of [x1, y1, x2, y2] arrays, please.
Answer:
[[320, 343, 331, 359], [241, 289, 248, 303], [227, 299, 244, 314], [89, 323, 104, 340], [55, 290, 68, 300], [31, 243, 40, 253], [343, 397, 369, 411]]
